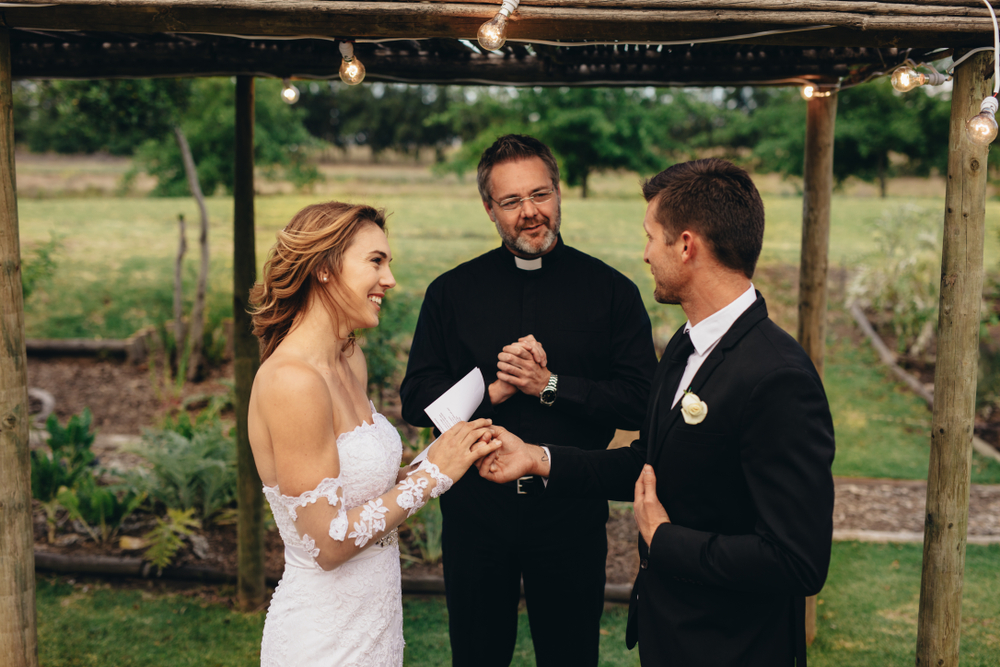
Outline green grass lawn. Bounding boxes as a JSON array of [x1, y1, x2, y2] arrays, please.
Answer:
[[35, 543, 1000, 666]]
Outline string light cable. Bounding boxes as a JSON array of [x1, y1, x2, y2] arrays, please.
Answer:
[[965, 0, 1000, 145]]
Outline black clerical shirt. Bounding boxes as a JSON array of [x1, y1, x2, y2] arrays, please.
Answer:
[[400, 237, 656, 451]]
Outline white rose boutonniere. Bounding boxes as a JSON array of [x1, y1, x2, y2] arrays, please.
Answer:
[[680, 389, 708, 425]]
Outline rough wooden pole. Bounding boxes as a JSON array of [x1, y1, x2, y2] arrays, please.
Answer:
[[915, 51, 992, 667], [0, 28, 38, 667], [798, 90, 837, 646], [234, 75, 265, 611]]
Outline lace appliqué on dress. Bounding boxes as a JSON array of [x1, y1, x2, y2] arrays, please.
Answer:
[[416, 460, 453, 498], [396, 475, 429, 517], [348, 498, 390, 547]]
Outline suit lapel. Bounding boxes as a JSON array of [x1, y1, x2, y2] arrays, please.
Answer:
[[649, 295, 769, 464]]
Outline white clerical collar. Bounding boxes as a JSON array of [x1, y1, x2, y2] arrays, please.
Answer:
[[683, 284, 757, 355], [514, 256, 542, 271]]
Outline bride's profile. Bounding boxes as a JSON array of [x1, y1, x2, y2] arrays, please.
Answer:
[[247, 201, 497, 666]]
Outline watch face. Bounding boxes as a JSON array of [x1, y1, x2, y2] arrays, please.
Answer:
[[541, 389, 556, 403]]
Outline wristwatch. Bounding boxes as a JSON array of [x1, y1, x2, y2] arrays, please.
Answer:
[[539, 374, 558, 406]]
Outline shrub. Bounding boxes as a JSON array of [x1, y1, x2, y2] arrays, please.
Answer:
[[127, 418, 237, 519], [143, 508, 201, 571], [359, 291, 419, 410], [57, 474, 145, 544], [848, 205, 942, 356], [30, 409, 97, 542]]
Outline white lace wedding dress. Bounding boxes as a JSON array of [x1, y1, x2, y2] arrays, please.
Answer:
[[260, 406, 408, 667]]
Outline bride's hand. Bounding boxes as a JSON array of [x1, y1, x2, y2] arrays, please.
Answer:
[[426, 419, 500, 481]]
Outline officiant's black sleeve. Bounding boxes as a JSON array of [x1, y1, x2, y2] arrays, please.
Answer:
[[647, 366, 835, 596]]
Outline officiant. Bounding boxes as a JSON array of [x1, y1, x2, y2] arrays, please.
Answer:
[[400, 134, 656, 667]]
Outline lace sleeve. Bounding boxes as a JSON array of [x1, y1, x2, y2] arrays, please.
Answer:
[[267, 460, 454, 570]]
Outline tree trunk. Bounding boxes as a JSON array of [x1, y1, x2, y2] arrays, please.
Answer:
[[580, 170, 589, 199], [799, 89, 837, 645], [878, 153, 887, 198], [0, 27, 38, 667], [173, 213, 187, 373], [233, 76, 265, 611], [175, 126, 210, 383], [915, 50, 992, 667]]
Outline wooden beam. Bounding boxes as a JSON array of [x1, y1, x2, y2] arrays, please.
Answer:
[[798, 89, 837, 648], [915, 50, 992, 667], [0, 25, 37, 667], [0, 1, 996, 47], [799, 92, 837, 380], [233, 75, 265, 612]]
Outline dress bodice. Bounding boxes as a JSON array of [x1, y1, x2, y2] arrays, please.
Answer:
[[262, 405, 403, 570]]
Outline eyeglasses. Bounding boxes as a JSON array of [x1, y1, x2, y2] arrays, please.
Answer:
[[492, 189, 556, 212]]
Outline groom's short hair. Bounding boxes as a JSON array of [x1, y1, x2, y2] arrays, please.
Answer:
[[642, 159, 764, 279]]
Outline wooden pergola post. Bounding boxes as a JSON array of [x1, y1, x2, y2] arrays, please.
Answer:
[[234, 75, 265, 611], [915, 51, 993, 666], [798, 90, 838, 646], [0, 27, 38, 667]]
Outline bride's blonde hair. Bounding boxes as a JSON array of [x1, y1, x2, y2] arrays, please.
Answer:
[[249, 201, 387, 362]]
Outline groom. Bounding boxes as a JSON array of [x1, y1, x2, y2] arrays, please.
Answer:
[[479, 158, 835, 666]]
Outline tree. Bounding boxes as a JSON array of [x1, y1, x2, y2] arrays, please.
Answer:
[[439, 87, 713, 197], [715, 80, 953, 196], [298, 81, 456, 160], [135, 78, 319, 196], [13, 79, 191, 155]]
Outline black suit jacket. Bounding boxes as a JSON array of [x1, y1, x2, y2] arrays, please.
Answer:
[[546, 295, 835, 666]]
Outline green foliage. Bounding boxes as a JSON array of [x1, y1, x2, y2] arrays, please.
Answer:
[[299, 81, 456, 159], [30, 409, 99, 542], [57, 474, 145, 544], [14, 79, 191, 155], [142, 508, 201, 571], [407, 497, 443, 564], [437, 87, 707, 196], [31, 408, 97, 504], [359, 291, 420, 410], [20, 235, 60, 302], [847, 205, 942, 355], [128, 417, 237, 518], [134, 78, 320, 196]]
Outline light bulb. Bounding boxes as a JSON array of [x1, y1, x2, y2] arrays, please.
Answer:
[[478, 0, 518, 52], [339, 42, 366, 85], [281, 80, 300, 104], [800, 84, 816, 100], [967, 96, 999, 146], [891, 66, 925, 93]]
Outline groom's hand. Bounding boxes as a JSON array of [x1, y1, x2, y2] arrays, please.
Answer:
[[634, 464, 671, 546], [476, 426, 550, 483]]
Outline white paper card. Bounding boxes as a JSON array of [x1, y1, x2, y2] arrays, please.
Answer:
[[424, 367, 485, 433], [411, 367, 485, 466]]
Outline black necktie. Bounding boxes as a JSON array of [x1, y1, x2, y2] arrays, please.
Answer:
[[647, 331, 695, 460], [664, 330, 695, 401]]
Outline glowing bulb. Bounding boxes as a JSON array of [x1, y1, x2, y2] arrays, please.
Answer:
[[281, 80, 300, 104], [967, 96, 999, 146], [800, 84, 816, 100], [338, 42, 366, 85], [891, 66, 925, 93], [478, 0, 518, 52]]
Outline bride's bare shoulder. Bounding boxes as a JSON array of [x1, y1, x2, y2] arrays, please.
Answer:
[[254, 353, 329, 414]]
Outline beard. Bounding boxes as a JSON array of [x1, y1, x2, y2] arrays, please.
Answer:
[[495, 205, 561, 257]]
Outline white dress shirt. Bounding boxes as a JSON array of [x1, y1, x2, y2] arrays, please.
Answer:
[[671, 284, 757, 408]]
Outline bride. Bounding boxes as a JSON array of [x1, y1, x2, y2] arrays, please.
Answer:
[[247, 202, 498, 666]]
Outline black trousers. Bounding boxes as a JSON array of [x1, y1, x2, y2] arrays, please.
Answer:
[[441, 474, 608, 667]]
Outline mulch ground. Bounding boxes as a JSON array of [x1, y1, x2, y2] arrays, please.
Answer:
[[25, 354, 1000, 591]]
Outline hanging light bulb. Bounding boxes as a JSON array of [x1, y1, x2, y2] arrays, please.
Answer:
[[281, 79, 300, 104], [339, 42, 366, 85], [967, 96, 999, 146], [478, 0, 519, 52], [890, 65, 948, 93], [800, 84, 817, 100]]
